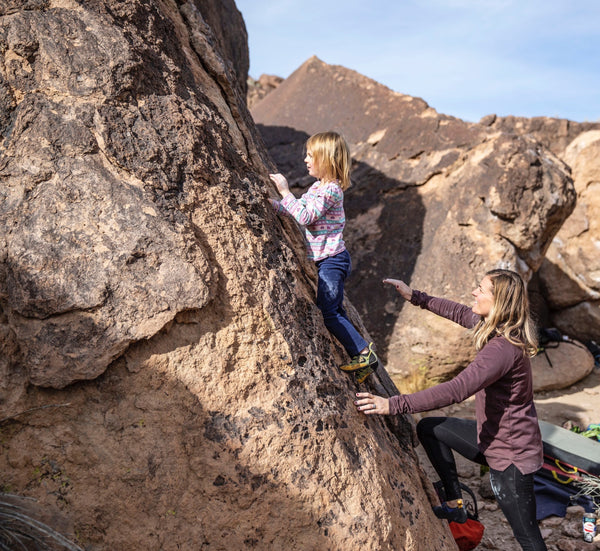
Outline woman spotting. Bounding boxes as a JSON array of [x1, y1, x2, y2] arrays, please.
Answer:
[[355, 270, 547, 551]]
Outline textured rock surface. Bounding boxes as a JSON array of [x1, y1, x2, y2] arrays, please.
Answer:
[[479, 114, 600, 158], [483, 116, 600, 343], [252, 57, 576, 380], [0, 0, 258, 389], [539, 130, 600, 340], [0, 2, 456, 550]]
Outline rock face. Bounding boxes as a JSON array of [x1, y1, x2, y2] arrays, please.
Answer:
[[482, 116, 600, 344], [0, 0, 258, 389], [0, 3, 456, 550], [479, 115, 600, 158], [544, 130, 600, 339], [252, 57, 576, 380]]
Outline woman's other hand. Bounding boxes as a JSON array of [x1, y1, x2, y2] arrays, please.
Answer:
[[383, 278, 412, 301], [354, 392, 390, 415]]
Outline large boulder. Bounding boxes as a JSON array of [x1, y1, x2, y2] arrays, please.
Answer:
[[253, 56, 575, 380], [479, 115, 599, 158], [483, 116, 600, 343], [540, 130, 600, 339], [0, 0, 259, 389], [532, 340, 595, 392], [0, 2, 456, 550]]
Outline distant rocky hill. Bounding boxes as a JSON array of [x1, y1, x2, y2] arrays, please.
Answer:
[[247, 73, 284, 108], [252, 56, 577, 380], [0, 2, 457, 550]]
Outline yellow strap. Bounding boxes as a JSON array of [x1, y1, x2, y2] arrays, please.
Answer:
[[554, 459, 578, 474], [552, 470, 574, 484]]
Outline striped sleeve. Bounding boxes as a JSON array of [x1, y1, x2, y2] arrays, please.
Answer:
[[280, 183, 342, 226], [270, 198, 290, 217]]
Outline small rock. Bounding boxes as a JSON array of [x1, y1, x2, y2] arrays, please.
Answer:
[[565, 505, 586, 519], [541, 516, 564, 527], [478, 472, 495, 499], [561, 519, 583, 539]]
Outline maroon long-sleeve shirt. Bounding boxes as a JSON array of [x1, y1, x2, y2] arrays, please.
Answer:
[[389, 290, 543, 474]]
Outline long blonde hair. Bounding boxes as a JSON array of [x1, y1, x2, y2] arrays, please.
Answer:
[[306, 131, 351, 190], [472, 269, 538, 356]]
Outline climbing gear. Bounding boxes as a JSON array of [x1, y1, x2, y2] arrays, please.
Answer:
[[433, 500, 468, 523], [339, 342, 378, 372], [434, 482, 484, 550]]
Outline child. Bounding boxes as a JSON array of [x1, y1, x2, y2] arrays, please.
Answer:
[[269, 131, 378, 383]]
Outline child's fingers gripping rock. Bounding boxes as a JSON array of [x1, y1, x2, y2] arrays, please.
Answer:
[[269, 173, 290, 195]]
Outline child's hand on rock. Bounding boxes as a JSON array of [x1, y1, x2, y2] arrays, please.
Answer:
[[270, 173, 291, 197]]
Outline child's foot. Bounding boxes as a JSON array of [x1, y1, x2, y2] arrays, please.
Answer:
[[433, 501, 467, 523], [354, 364, 376, 384], [339, 342, 378, 373]]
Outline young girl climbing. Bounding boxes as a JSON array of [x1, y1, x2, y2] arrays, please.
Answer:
[[269, 131, 378, 383]]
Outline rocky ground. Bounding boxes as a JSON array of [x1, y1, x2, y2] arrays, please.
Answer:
[[412, 364, 600, 551]]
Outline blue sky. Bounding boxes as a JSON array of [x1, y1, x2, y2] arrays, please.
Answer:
[[236, 0, 600, 123]]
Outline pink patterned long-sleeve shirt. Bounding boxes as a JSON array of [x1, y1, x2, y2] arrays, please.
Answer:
[[272, 180, 346, 262]]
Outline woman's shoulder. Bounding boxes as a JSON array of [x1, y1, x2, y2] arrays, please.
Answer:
[[484, 334, 527, 361]]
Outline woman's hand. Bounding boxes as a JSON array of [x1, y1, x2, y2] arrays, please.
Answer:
[[383, 278, 412, 301], [270, 173, 291, 198], [354, 392, 390, 415]]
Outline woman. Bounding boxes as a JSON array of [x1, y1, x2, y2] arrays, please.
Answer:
[[355, 270, 547, 551]]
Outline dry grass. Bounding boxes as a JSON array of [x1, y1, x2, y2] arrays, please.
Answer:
[[391, 365, 441, 395], [0, 494, 83, 551]]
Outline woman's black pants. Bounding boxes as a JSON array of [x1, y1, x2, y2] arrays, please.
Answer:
[[417, 416, 547, 551]]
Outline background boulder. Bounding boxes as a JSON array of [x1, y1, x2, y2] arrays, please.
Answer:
[[247, 74, 284, 108], [532, 340, 595, 392], [483, 116, 600, 344]]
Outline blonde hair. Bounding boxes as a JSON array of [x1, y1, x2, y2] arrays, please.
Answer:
[[472, 269, 538, 356], [306, 131, 351, 190]]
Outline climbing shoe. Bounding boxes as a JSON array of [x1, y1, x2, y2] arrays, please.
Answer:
[[433, 500, 468, 523], [354, 364, 377, 384], [339, 342, 379, 373]]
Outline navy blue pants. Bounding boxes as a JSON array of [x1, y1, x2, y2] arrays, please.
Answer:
[[417, 417, 547, 551], [315, 250, 367, 357]]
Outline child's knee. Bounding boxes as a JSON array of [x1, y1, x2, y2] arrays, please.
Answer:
[[321, 311, 340, 329]]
